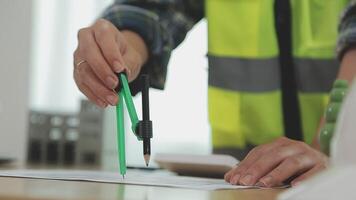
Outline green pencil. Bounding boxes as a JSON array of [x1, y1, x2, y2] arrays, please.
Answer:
[[116, 91, 126, 178]]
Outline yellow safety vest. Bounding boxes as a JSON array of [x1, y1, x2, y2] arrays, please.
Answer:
[[206, 0, 349, 148]]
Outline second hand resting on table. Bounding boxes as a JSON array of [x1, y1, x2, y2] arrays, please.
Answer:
[[73, 19, 329, 188], [224, 137, 328, 187]]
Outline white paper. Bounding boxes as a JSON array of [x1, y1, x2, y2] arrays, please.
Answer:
[[0, 169, 258, 190]]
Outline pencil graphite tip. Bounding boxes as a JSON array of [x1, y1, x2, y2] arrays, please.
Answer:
[[144, 154, 150, 167], [122, 174, 125, 179]]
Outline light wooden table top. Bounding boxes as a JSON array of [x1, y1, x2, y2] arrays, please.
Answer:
[[0, 177, 285, 200]]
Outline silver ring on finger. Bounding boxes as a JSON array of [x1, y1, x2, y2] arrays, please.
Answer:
[[75, 60, 87, 68]]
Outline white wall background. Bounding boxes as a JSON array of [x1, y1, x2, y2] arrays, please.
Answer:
[[0, 0, 32, 164], [30, 0, 210, 168], [30, 0, 113, 112]]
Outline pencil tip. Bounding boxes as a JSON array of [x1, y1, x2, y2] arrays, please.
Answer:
[[122, 175, 125, 179], [144, 154, 150, 167]]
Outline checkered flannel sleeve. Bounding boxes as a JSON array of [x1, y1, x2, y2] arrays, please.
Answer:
[[338, 1, 356, 60], [102, 0, 204, 94]]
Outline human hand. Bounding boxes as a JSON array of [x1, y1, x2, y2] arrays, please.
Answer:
[[224, 137, 328, 187], [73, 19, 148, 108]]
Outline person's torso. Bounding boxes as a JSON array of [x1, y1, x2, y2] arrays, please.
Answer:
[[204, 0, 349, 149]]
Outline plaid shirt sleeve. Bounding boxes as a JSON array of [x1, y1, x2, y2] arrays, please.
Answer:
[[338, 1, 356, 60], [102, 0, 204, 94]]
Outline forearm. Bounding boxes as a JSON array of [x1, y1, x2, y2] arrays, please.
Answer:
[[311, 3, 356, 150], [311, 49, 356, 150], [337, 48, 356, 82]]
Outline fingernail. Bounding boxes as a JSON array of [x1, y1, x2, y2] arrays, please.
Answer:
[[230, 174, 240, 185], [292, 181, 301, 187], [260, 176, 273, 187], [113, 61, 124, 72], [240, 174, 253, 185], [106, 95, 118, 106], [97, 99, 107, 108], [255, 181, 266, 187], [106, 76, 118, 89]]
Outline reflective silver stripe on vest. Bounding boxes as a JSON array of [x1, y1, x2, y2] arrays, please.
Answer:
[[208, 56, 339, 93], [208, 56, 281, 92], [294, 58, 339, 93]]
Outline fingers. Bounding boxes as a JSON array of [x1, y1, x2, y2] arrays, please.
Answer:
[[121, 48, 143, 81], [237, 143, 306, 186], [257, 154, 314, 187], [290, 164, 326, 187], [225, 147, 264, 184], [224, 137, 328, 188], [74, 61, 118, 106], [225, 150, 264, 184], [224, 165, 238, 183], [77, 27, 118, 89], [225, 137, 289, 185], [74, 19, 148, 108], [93, 19, 125, 72], [74, 75, 107, 108]]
